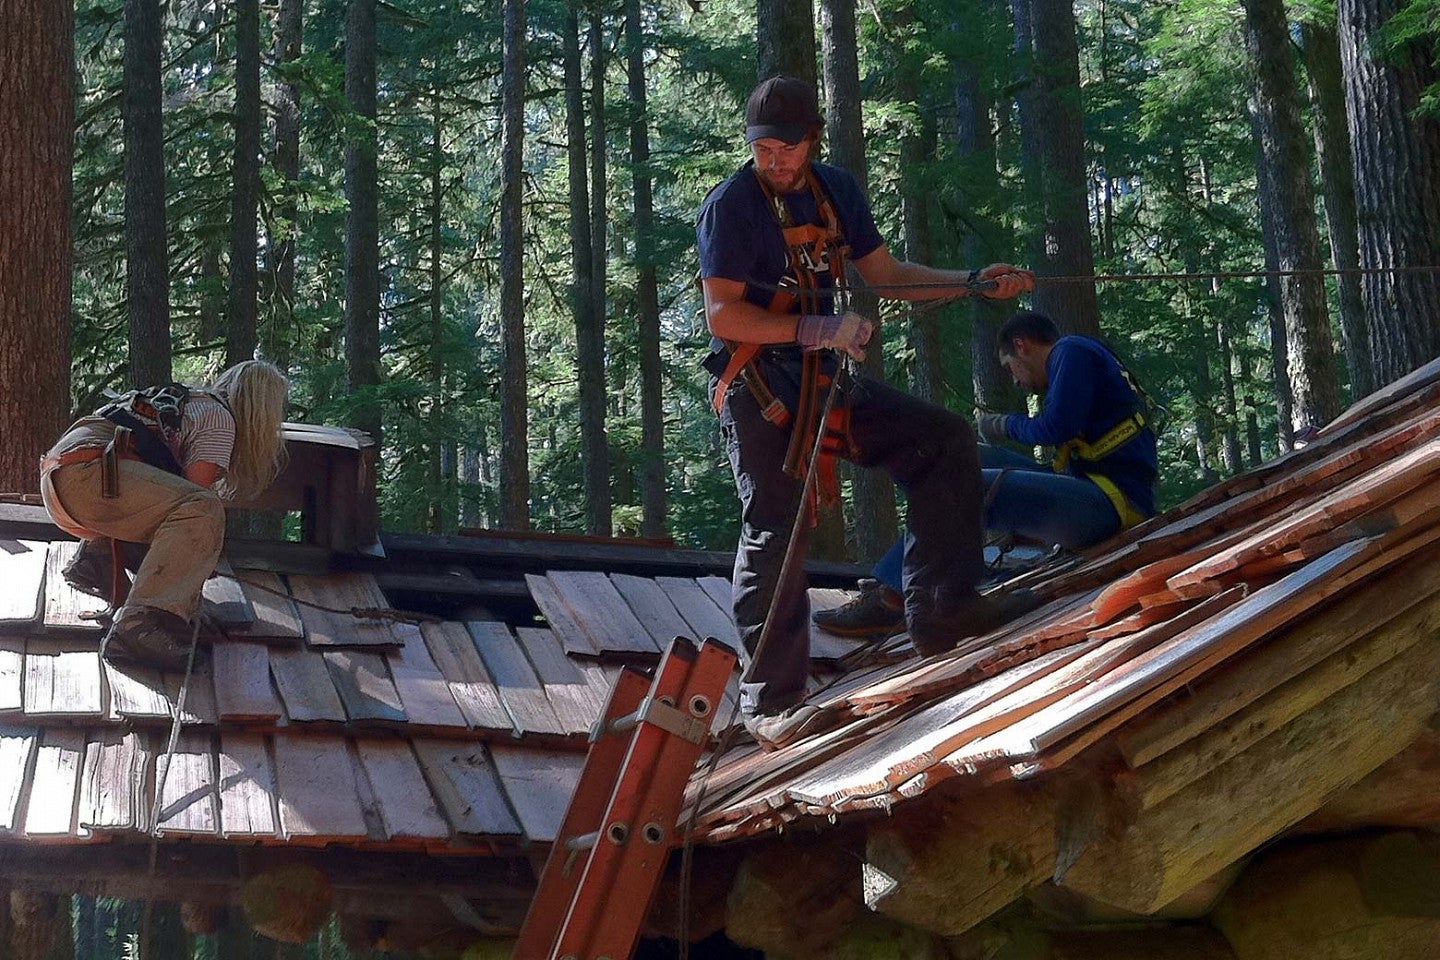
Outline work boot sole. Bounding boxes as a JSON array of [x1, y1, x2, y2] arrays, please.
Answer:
[[812, 618, 906, 639]]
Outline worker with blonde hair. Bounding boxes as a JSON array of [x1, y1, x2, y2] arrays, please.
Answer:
[[39, 360, 290, 669]]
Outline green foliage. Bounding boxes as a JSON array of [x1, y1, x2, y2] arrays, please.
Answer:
[[68, 0, 1398, 550]]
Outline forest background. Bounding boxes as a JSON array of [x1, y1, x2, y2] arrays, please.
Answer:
[[3, 0, 1440, 568]]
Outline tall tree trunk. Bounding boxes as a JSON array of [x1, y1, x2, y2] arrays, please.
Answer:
[[344, 0, 381, 448], [1337, 0, 1440, 387], [1250, 108, 1294, 454], [589, 6, 612, 502], [567, 0, 611, 535], [0, 0, 72, 495], [1218, 316, 1243, 472], [1242, 0, 1342, 431], [624, 0, 666, 537], [821, 0, 896, 563], [268, 0, 302, 368], [1011, 0, 1047, 274], [956, 30, 1024, 416], [499, 0, 530, 529], [1028, 0, 1101, 336], [1245, 397, 1263, 465], [124, 0, 171, 387], [427, 86, 446, 534], [228, 0, 261, 366], [1300, 19, 1371, 400], [756, 0, 816, 84]]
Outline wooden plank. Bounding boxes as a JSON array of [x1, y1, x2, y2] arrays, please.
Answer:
[[168, 659, 218, 725], [526, 574, 598, 657], [267, 647, 346, 723], [544, 570, 660, 655], [0, 726, 37, 831], [655, 576, 736, 645], [25, 729, 85, 837], [78, 731, 147, 832], [216, 733, 278, 838], [103, 661, 171, 720], [271, 733, 368, 840], [468, 621, 567, 736], [24, 639, 103, 717], [411, 739, 523, 839], [200, 561, 255, 627], [42, 541, 108, 630], [387, 623, 467, 729], [953, 539, 1383, 770], [322, 649, 407, 723], [233, 571, 304, 640], [155, 730, 219, 835], [1061, 625, 1440, 913], [1127, 592, 1434, 812], [1117, 548, 1440, 769], [609, 573, 696, 649], [420, 622, 512, 733], [354, 739, 450, 840], [0, 539, 47, 626], [514, 626, 605, 735], [0, 636, 24, 712], [489, 746, 586, 844], [698, 575, 733, 614], [211, 642, 284, 722], [286, 573, 402, 647]]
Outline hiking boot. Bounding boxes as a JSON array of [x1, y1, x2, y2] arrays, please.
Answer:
[[812, 578, 906, 637], [101, 606, 199, 672], [743, 703, 835, 752], [907, 587, 1041, 657], [63, 539, 116, 603]]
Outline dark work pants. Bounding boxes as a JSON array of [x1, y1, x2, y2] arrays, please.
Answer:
[[717, 372, 985, 717]]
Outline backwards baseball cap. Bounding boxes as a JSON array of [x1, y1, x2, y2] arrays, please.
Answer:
[[745, 76, 824, 145]]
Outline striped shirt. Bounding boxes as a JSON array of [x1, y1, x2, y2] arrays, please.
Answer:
[[175, 395, 236, 471]]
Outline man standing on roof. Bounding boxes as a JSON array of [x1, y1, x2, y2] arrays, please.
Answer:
[[697, 75, 1038, 750], [817, 311, 1160, 637]]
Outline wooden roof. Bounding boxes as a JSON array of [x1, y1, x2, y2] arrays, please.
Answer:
[[688, 356, 1440, 843], [0, 527, 874, 853]]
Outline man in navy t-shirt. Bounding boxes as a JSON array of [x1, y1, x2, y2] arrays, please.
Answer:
[[697, 75, 1038, 750]]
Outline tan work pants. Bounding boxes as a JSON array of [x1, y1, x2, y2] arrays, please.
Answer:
[[42, 459, 224, 621]]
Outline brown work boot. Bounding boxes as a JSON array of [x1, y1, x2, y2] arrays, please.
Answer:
[[101, 606, 200, 672], [62, 538, 116, 603], [907, 587, 1041, 657], [743, 703, 836, 752], [812, 578, 906, 637]]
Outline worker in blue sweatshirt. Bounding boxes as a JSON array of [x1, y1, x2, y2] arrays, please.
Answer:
[[817, 310, 1159, 637]]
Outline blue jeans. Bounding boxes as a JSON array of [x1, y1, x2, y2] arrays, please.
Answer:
[[873, 443, 1120, 591]]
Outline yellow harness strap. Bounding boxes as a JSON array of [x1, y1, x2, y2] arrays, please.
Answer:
[[1085, 472, 1149, 530], [1051, 411, 1148, 473]]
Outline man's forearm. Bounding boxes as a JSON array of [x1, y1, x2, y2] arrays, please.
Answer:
[[879, 261, 973, 302]]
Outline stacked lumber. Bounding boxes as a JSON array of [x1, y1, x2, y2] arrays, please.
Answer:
[[690, 358, 1440, 853]]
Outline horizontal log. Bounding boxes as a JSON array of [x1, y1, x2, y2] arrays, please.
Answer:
[[1213, 832, 1440, 960], [864, 777, 1073, 938], [1299, 727, 1440, 834], [727, 838, 864, 958], [1057, 617, 1440, 913]]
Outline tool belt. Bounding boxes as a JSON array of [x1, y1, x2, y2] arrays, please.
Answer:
[[39, 430, 148, 539]]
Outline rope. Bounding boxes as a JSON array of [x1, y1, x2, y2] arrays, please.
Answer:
[[742, 263, 1440, 298], [232, 574, 440, 625], [677, 357, 850, 959]]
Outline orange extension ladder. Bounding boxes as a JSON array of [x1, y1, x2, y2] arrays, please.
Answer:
[[512, 636, 737, 960]]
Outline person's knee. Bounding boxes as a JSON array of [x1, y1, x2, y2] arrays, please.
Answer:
[[178, 489, 225, 527]]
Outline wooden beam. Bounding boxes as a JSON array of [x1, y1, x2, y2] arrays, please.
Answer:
[[1057, 621, 1440, 913], [863, 777, 1070, 937], [726, 838, 864, 957], [1298, 727, 1440, 834]]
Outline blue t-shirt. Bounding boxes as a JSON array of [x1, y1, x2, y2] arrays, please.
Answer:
[[1002, 336, 1159, 516], [697, 162, 886, 377]]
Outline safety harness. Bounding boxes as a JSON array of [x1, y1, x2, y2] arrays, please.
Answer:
[[1049, 344, 1156, 529], [709, 164, 856, 513]]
